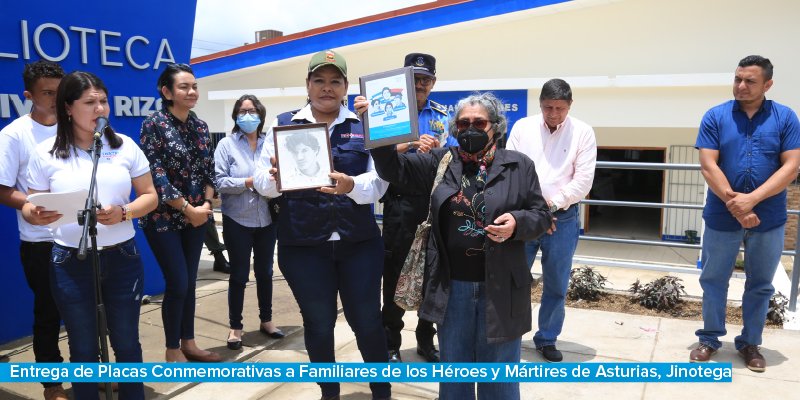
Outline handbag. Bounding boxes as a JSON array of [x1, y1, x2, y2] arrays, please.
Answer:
[[394, 151, 453, 311]]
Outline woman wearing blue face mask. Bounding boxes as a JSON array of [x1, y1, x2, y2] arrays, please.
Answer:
[[214, 94, 282, 350]]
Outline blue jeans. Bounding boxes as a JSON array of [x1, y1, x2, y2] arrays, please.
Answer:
[[696, 225, 784, 350], [278, 237, 390, 399], [144, 225, 206, 349], [525, 205, 579, 348], [50, 239, 144, 400], [438, 280, 521, 400], [222, 215, 278, 329]]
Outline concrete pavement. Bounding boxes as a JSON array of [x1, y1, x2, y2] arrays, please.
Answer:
[[1, 240, 799, 399], [171, 293, 800, 400]]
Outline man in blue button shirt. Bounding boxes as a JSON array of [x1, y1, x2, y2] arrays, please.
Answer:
[[690, 55, 800, 372]]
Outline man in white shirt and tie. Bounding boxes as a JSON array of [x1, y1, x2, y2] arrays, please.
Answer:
[[507, 78, 597, 362]]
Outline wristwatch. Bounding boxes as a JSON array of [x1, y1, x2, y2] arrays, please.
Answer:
[[549, 203, 559, 213]]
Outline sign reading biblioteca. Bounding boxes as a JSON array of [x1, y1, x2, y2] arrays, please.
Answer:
[[0, 0, 198, 344]]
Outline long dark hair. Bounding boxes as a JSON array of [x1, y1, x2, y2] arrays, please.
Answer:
[[231, 94, 267, 134], [157, 63, 194, 109], [51, 71, 121, 159]]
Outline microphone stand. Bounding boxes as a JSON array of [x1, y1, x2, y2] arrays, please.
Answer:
[[76, 132, 113, 400]]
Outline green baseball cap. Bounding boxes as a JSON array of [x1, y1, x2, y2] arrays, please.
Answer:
[[308, 49, 347, 78]]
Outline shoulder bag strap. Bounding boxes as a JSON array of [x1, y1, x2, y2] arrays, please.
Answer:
[[423, 151, 452, 224]]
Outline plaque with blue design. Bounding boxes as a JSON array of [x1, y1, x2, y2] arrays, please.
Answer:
[[359, 67, 419, 149]]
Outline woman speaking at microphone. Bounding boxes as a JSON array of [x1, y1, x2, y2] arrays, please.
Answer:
[[22, 71, 157, 400]]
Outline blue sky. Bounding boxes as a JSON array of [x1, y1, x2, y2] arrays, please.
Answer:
[[192, 0, 432, 58]]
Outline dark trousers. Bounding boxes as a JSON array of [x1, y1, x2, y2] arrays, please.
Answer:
[[144, 225, 205, 349], [20, 241, 63, 388], [382, 247, 436, 350], [222, 215, 278, 329], [278, 237, 390, 399], [204, 220, 226, 254], [380, 194, 436, 351]]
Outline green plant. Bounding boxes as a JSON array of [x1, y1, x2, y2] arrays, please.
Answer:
[[630, 276, 687, 311], [567, 266, 607, 301], [767, 292, 788, 324]]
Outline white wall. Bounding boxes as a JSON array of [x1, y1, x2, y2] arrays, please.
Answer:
[[195, 0, 800, 134], [192, 0, 799, 240]]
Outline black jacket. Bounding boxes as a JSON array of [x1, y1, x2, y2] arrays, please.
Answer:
[[372, 145, 551, 343]]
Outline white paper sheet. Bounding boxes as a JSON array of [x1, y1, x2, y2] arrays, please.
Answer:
[[27, 189, 90, 228]]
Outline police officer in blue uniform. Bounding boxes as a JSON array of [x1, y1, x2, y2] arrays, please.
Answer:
[[400, 53, 457, 151], [356, 52, 454, 364]]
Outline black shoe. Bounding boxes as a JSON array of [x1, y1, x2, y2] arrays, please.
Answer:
[[212, 252, 231, 274], [416, 344, 440, 362], [388, 349, 402, 363], [259, 326, 285, 339], [537, 345, 563, 362], [227, 340, 242, 350]]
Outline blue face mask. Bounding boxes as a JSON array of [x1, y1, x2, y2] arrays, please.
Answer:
[[236, 113, 261, 133]]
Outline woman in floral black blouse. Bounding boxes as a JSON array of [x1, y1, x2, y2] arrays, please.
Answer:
[[139, 63, 220, 363]]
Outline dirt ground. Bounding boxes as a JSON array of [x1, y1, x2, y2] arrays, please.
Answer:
[[531, 284, 784, 329]]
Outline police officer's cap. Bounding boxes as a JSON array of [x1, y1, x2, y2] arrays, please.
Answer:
[[404, 53, 436, 77]]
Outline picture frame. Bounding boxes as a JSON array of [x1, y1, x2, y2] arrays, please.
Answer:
[[359, 66, 419, 149], [273, 123, 335, 192]]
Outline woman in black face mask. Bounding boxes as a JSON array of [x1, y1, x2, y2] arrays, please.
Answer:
[[371, 92, 552, 400]]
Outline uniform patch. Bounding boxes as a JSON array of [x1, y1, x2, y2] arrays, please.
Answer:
[[429, 120, 445, 133], [341, 133, 364, 139]]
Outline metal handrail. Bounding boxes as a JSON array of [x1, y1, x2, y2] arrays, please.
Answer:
[[582, 199, 703, 210], [596, 161, 700, 171], [586, 160, 800, 313]]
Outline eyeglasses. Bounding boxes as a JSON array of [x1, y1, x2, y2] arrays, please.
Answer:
[[455, 119, 491, 132], [414, 76, 434, 87], [238, 109, 258, 116]]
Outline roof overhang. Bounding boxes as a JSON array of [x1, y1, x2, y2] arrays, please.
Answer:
[[190, 0, 581, 78]]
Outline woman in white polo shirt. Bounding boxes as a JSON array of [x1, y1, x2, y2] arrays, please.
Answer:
[[22, 71, 157, 400]]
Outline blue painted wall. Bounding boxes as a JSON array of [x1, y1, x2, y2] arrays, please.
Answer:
[[429, 90, 528, 140], [0, 0, 197, 344]]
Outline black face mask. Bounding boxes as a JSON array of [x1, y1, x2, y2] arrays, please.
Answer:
[[457, 127, 490, 154]]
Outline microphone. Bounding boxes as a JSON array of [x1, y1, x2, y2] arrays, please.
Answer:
[[94, 116, 109, 139]]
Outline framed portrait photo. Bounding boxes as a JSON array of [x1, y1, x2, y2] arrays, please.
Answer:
[[273, 123, 335, 192], [359, 66, 419, 149]]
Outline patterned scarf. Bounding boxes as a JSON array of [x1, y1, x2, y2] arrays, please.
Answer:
[[457, 143, 496, 191]]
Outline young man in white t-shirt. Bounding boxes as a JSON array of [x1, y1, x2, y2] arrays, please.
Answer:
[[0, 60, 67, 400]]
